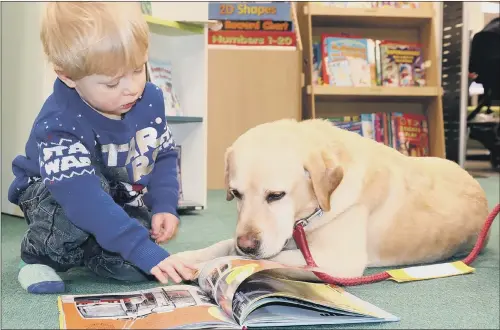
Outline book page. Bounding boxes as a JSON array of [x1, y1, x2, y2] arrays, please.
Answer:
[[194, 256, 399, 327], [196, 256, 244, 298], [231, 272, 362, 325], [147, 59, 183, 116], [206, 258, 293, 319], [230, 270, 399, 326], [58, 285, 237, 329]]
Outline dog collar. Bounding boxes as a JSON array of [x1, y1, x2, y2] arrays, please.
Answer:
[[294, 207, 323, 229]]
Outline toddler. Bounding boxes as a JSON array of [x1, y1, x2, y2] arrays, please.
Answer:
[[7, 2, 195, 294]]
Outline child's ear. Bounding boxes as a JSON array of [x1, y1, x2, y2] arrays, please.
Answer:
[[54, 68, 76, 88]]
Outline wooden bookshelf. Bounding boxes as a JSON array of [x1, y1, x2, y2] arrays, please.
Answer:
[[297, 2, 445, 159], [310, 86, 441, 102]]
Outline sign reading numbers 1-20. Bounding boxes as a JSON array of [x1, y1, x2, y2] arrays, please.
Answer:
[[267, 35, 294, 46]]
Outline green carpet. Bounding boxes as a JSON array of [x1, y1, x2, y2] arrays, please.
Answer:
[[1, 178, 499, 329]]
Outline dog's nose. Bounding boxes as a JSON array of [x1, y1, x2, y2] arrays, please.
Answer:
[[237, 232, 261, 255]]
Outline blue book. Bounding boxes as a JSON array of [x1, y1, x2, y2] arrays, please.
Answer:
[[209, 2, 291, 21]]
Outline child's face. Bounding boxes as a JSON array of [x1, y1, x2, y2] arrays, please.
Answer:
[[60, 62, 147, 116]]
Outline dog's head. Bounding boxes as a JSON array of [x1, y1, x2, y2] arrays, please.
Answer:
[[224, 120, 344, 259]]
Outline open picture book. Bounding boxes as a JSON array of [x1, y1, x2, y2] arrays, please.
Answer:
[[57, 256, 399, 329]]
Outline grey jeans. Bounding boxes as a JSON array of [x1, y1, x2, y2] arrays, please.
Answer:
[[18, 176, 155, 283]]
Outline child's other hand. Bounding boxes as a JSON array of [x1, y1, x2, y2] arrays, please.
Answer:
[[151, 212, 179, 244], [150, 255, 197, 284]]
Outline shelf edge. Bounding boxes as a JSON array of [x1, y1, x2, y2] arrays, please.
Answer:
[[166, 116, 204, 123], [144, 15, 205, 34], [309, 86, 442, 97]]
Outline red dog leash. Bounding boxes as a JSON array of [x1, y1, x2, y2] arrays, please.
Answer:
[[292, 203, 500, 286]]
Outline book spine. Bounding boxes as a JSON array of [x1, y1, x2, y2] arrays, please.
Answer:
[[374, 113, 382, 143], [312, 40, 323, 85], [382, 113, 390, 146], [360, 113, 375, 139], [208, 30, 296, 47], [321, 34, 331, 85]]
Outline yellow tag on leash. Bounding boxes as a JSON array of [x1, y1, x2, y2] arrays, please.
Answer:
[[386, 261, 475, 283]]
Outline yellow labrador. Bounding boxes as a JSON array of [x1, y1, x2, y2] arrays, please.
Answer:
[[173, 118, 489, 280]]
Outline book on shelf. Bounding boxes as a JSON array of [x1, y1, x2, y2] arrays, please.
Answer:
[[379, 41, 426, 87], [57, 256, 399, 329], [146, 59, 184, 117], [173, 145, 184, 202], [327, 112, 430, 157], [390, 112, 430, 157], [173, 144, 204, 212], [312, 36, 324, 85], [321, 34, 377, 87], [208, 2, 296, 48], [314, 34, 427, 88]]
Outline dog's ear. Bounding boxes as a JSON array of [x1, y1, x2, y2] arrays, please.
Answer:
[[224, 147, 234, 201], [304, 149, 344, 212]]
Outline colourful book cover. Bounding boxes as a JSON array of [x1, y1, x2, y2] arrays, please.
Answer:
[[321, 35, 374, 87], [208, 2, 291, 21], [147, 59, 183, 117], [379, 41, 426, 87], [391, 112, 430, 156], [208, 30, 296, 47]]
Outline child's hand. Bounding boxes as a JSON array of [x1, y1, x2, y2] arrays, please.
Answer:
[[151, 212, 179, 244], [150, 255, 197, 284]]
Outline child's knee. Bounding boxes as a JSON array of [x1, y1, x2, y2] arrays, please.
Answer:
[[21, 196, 90, 270]]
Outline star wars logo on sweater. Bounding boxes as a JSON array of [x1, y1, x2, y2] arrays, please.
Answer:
[[39, 138, 93, 183], [100, 126, 174, 182], [39, 126, 174, 184]]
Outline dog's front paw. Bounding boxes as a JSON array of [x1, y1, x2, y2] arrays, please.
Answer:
[[171, 250, 202, 264]]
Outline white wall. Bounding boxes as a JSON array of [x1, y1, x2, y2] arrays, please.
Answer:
[[150, 2, 209, 21], [467, 1, 499, 35], [1, 2, 56, 216]]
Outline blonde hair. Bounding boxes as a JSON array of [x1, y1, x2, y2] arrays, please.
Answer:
[[40, 2, 149, 80]]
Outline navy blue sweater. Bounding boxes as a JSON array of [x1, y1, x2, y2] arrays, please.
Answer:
[[8, 78, 180, 274]]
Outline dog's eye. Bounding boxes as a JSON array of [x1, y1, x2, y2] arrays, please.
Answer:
[[231, 189, 243, 199], [266, 192, 286, 203]]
